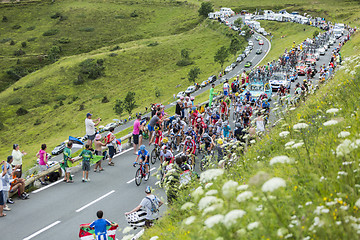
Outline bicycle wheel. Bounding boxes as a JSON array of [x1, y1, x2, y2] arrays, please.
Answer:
[[151, 148, 157, 164], [144, 171, 150, 181], [135, 168, 142, 186]]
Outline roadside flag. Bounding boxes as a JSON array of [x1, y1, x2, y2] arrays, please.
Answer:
[[79, 224, 118, 240]]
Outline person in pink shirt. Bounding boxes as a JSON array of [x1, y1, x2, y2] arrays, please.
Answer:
[[133, 115, 141, 154], [36, 144, 49, 185]]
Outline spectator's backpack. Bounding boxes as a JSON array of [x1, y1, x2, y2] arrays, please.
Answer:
[[146, 196, 160, 213]]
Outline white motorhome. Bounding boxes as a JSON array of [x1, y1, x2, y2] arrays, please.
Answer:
[[273, 13, 283, 22], [208, 11, 222, 19], [220, 7, 235, 17], [244, 14, 252, 22], [334, 28, 343, 39], [263, 10, 275, 20]]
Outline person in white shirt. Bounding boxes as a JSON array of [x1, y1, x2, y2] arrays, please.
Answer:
[[85, 113, 101, 147], [0, 160, 7, 217], [11, 144, 26, 178], [223, 79, 230, 96]]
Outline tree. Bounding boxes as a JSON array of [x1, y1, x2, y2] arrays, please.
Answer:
[[181, 49, 190, 59], [114, 99, 124, 117], [229, 37, 241, 59], [313, 30, 319, 38], [198, 2, 213, 18], [188, 67, 201, 84], [48, 45, 61, 63], [242, 25, 252, 39], [214, 46, 229, 71], [234, 18, 242, 27], [124, 91, 137, 115]]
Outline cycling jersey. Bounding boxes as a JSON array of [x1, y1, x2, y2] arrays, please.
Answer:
[[155, 130, 163, 145], [138, 150, 149, 163], [184, 139, 196, 154], [160, 150, 173, 160]]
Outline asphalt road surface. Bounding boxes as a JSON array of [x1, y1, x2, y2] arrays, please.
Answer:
[[1, 15, 342, 240]]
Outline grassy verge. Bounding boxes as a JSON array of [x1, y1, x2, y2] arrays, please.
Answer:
[[140, 32, 360, 239], [259, 21, 320, 65]]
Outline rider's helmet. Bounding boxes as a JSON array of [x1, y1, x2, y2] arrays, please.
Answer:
[[208, 124, 213, 128], [162, 137, 168, 144], [145, 186, 151, 193], [161, 145, 167, 150], [203, 133, 210, 139], [186, 136, 192, 141], [192, 106, 196, 111], [235, 122, 242, 128], [187, 126, 192, 132], [303, 79, 307, 82], [217, 138, 224, 145], [172, 120, 177, 125], [140, 145, 146, 151], [196, 117, 201, 123], [235, 92, 239, 97], [180, 96, 184, 100], [190, 96, 195, 101], [154, 126, 159, 131]]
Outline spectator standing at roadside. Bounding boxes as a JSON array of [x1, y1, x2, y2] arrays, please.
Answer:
[[5, 156, 28, 200], [106, 127, 116, 166], [0, 161, 6, 217], [175, 100, 182, 116], [81, 210, 118, 240], [209, 83, 215, 107], [133, 115, 141, 155], [1, 158, 11, 212], [36, 144, 49, 186], [85, 113, 101, 147], [79, 144, 93, 182], [148, 112, 161, 145], [139, 117, 150, 146], [94, 134, 106, 172], [11, 144, 26, 178], [62, 141, 74, 183]]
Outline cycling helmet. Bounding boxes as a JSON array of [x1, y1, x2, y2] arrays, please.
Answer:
[[192, 106, 196, 111], [145, 186, 151, 193], [190, 96, 195, 101], [140, 145, 146, 151], [235, 92, 239, 97], [196, 118, 201, 123], [203, 133, 210, 139], [186, 136, 192, 140], [154, 126, 160, 131], [217, 138, 224, 145], [162, 137, 168, 144], [187, 126, 192, 131], [161, 145, 167, 150], [180, 96, 184, 100], [235, 122, 242, 128], [172, 120, 177, 125], [208, 125, 213, 128]]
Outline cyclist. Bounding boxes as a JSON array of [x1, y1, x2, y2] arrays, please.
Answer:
[[222, 121, 231, 139], [182, 136, 196, 166], [223, 79, 230, 96], [202, 133, 214, 153], [159, 146, 173, 164], [245, 90, 252, 103], [154, 126, 163, 146], [133, 145, 150, 177]]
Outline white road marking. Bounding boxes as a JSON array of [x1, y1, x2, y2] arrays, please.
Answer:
[[126, 167, 156, 184], [114, 147, 133, 158], [23, 220, 61, 240], [75, 190, 115, 212], [32, 178, 64, 194]]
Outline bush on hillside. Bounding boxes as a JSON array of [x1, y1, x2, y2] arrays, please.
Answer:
[[16, 107, 28, 116], [55, 95, 67, 101], [6, 66, 28, 80], [27, 37, 37, 42], [12, 24, 21, 30], [58, 37, 70, 44], [50, 12, 62, 19], [109, 53, 118, 57], [155, 87, 161, 98], [2, 16, 8, 22], [110, 45, 121, 51], [59, 101, 63, 106], [79, 104, 85, 111], [74, 74, 85, 85], [148, 41, 159, 47], [79, 59, 105, 80], [114, 14, 127, 19], [0, 121, 4, 131], [10, 40, 15, 45], [198, 2, 213, 18], [21, 42, 27, 48], [13, 86, 21, 91], [26, 26, 35, 31], [8, 98, 22, 105], [130, 10, 138, 17], [79, 27, 95, 32], [48, 45, 61, 63], [102, 96, 110, 103], [34, 119, 42, 126], [176, 58, 193, 66], [1, 38, 12, 43], [43, 29, 59, 36]]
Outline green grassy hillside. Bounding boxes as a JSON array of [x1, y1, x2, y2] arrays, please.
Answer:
[[141, 31, 360, 240]]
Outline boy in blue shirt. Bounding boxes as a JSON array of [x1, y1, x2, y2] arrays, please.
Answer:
[[82, 210, 117, 240]]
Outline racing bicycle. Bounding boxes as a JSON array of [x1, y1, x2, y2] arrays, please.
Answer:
[[134, 163, 150, 186]]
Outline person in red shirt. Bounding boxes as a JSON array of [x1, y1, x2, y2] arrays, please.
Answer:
[[154, 127, 163, 145], [182, 136, 196, 166]]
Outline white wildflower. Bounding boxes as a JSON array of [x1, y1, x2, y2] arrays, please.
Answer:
[[222, 180, 239, 199], [181, 202, 195, 210], [250, 140, 256, 144], [277, 228, 289, 237], [336, 221, 342, 225], [320, 176, 326, 182], [338, 131, 350, 138], [223, 210, 246, 228], [289, 107, 296, 111], [285, 141, 295, 147], [340, 205, 349, 211], [204, 214, 224, 228], [293, 123, 309, 130], [355, 198, 360, 208], [313, 217, 324, 227], [200, 169, 224, 183], [323, 120, 338, 126], [255, 205, 263, 211], [150, 237, 159, 240], [192, 186, 204, 201], [247, 221, 260, 230], [292, 142, 304, 148], [206, 190, 218, 196], [321, 208, 330, 213], [279, 131, 290, 137], [285, 234, 294, 239], [336, 139, 353, 157], [338, 171, 348, 176], [236, 191, 253, 202], [237, 185, 249, 191], [261, 177, 286, 192], [326, 108, 339, 114], [236, 229, 246, 236], [303, 236, 311, 240], [269, 156, 294, 165], [202, 204, 223, 215], [305, 201, 313, 206], [122, 227, 133, 234], [205, 183, 213, 189], [183, 216, 196, 225], [198, 196, 223, 210]]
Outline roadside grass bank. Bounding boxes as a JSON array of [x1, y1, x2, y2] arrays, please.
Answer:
[[141, 32, 360, 239]]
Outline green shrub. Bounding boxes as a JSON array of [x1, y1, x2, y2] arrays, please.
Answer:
[[40, 99, 49, 105], [59, 15, 68, 21], [8, 98, 22, 105], [114, 14, 127, 19], [79, 27, 95, 32], [16, 107, 28, 116], [130, 10, 138, 17], [0, 121, 4, 131], [109, 53, 118, 57], [101, 96, 109, 103], [74, 74, 85, 85], [6, 66, 28, 80], [2, 16, 8, 22], [21, 42, 27, 48], [53, 104, 59, 110], [58, 37, 70, 44], [147, 41, 159, 47], [26, 26, 35, 31], [34, 119, 42, 125], [72, 96, 79, 102], [176, 59, 194, 66], [43, 29, 59, 36], [13, 49, 25, 56], [25, 82, 34, 88], [59, 100, 64, 106], [10, 40, 15, 45], [50, 12, 62, 19], [12, 24, 21, 30], [110, 45, 121, 51], [27, 37, 37, 42], [79, 59, 105, 80], [55, 95, 67, 101], [13, 86, 22, 91], [79, 104, 85, 111], [155, 87, 161, 98], [0, 38, 12, 43]]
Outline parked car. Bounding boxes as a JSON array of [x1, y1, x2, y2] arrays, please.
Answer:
[[244, 61, 252, 68], [240, 53, 246, 59], [269, 73, 291, 91], [240, 82, 272, 100], [104, 122, 117, 131], [245, 49, 251, 56], [185, 86, 196, 94], [242, 51, 248, 57], [224, 65, 233, 73], [230, 62, 237, 69], [236, 55, 244, 63], [246, 45, 253, 50], [51, 142, 66, 155], [256, 48, 262, 54], [200, 80, 209, 87], [314, 51, 320, 60], [323, 44, 328, 51], [263, 31, 268, 36], [177, 91, 186, 98], [255, 36, 261, 41], [248, 40, 254, 46], [259, 39, 264, 45], [208, 75, 217, 83], [240, 31, 246, 36], [296, 63, 307, 75]]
